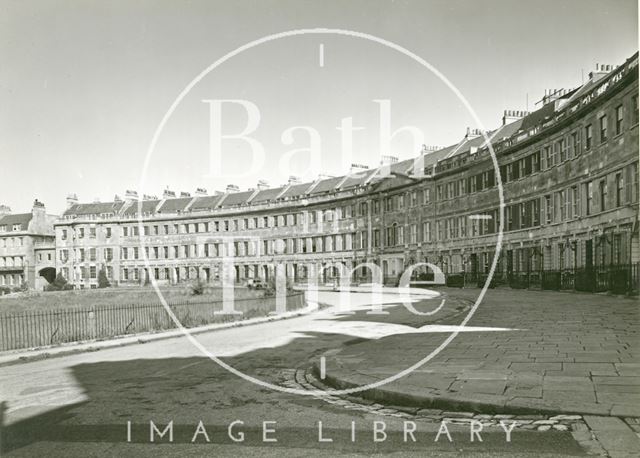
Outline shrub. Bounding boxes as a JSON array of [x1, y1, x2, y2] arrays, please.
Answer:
[[46, 272, 71, 292], [98, 268, 111, 288], [262, 276, 293, 297], [189, 279, 205, 296], [445, 273, 465, 288], [476, 274, 499, 288]]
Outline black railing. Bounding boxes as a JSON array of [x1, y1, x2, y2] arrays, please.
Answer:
[[444, 263, 639, 295], [0, 292, 305, 352]]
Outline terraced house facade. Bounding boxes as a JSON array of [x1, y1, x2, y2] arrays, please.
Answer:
[[54, 53, 639, 293], [0, 200, 57, 291]]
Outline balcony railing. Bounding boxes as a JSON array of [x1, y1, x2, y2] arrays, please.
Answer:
[[0, 266, 24, 273]]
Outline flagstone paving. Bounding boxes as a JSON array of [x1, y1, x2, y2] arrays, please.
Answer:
[[319, 288, 640, 418]]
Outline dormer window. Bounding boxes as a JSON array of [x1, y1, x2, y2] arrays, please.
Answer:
[[12, 224, 20, 231]]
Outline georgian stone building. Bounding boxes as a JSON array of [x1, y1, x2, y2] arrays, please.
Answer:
[[0, 200, 57, 290], [54, 53, 639, 293]]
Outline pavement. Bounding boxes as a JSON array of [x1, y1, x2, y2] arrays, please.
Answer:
[[3, 290, 594, 457], [2, 288, 639, 456], [317, 288, 640, 418]]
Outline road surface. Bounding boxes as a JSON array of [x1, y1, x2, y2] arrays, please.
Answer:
[[1, 290, 589, 456]]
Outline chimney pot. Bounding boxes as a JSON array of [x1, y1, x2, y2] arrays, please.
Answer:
[[66, 193, 79, 208], [380, 155, 399, 165]]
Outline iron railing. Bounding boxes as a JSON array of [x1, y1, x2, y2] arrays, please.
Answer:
[[447, 263, 639, 294], [0, 292, 305, 352]]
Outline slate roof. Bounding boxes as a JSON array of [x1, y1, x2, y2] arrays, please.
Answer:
[[55, 65, 629, 219], [0, 213, 32, 230], [278, 182, 313, 199], [63, 201, 125, 217], [489, 118, 525, 142], [308, 176, 343, 194], [122, 200, 160, 215], [339, 169, 377, 190], [218, 190, 254, 207], [251, 187, 285, 204], [520, 102, 557, 132], [565, 74, 605, 105], [189, 195, 225, 211], [157, 197, 192, 213]]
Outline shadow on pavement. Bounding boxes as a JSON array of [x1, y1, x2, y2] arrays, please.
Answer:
[[1, 333, 587, 456]]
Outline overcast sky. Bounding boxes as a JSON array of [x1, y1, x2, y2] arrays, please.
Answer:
[[1, 0, 637, 215]]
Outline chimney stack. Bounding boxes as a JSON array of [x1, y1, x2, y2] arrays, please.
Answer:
[[288, 175, 301, 185], [502, 109, 530, 126], [32, 199, 45, 214], [0, 204, 11, 216], [380, 155, 399, 165], [350, 163, 369, 174], [420, 145, 441, 155], [163, 188, 176, 199], [465, 127, 483, 139], [195, 187, 207, 196], [226, 184, 240, 193], [124, 190, 138, 202], [66, 193, 79, 208], [589, 63, 617, 80], [257, 180, 269, 190], [540, 88, 567, 106], [179, 191, 191, 198]]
